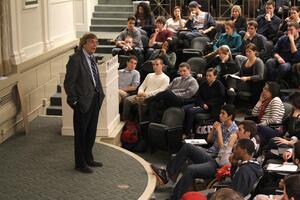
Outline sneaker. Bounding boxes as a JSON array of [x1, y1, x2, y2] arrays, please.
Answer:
[[150, 164, 168, 185], [227, 88, 236, 96]]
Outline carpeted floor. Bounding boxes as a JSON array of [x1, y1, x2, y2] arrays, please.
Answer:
[[0, 116, 148, 200]]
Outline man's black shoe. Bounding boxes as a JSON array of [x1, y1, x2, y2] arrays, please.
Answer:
[[75, 166, 93, 173], [87, 161, 103, 167], [150, 164, 168, 185]]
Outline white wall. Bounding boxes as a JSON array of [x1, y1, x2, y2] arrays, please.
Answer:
[[74, 0, 96, 35], [9, 0, 76, 64]]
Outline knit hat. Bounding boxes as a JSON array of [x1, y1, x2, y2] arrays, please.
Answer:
[[188, 1, 201, 8]]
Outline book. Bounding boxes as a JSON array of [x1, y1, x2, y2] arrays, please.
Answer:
[[267, 163, 298, 173], [185, 139, 207, 145]]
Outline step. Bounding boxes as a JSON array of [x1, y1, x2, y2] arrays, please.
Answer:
[[95, 5, 133, 12], [46, 106, 62, 116], [98, 38, 115, 46], [93, 32, 120, 40], [91, 18, 127, 26], [96, 45, 114, 54], [50, 93, 62, 106], [90, 25, 126, 32], [94, 53, 104, 62], [92, 11, 132, 18], [98, 0, 132, 5]]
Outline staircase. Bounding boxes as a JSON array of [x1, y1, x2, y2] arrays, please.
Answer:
[[46, 1, 133, 116], [46, 85, 62, 116], [90, 0, 133, 32]]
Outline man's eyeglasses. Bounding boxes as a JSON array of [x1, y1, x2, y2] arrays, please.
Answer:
[[87, 39, 99, 45]]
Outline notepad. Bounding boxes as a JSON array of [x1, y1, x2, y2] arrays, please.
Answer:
[[185, 139, 207, 145], [267, 163, 298, 172]]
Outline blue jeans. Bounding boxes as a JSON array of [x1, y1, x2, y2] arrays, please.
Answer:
[[182, 104, 206, 135], [266, 58, 292, 81], [257, 125, 281, 147], [166, 143, 218, 200]]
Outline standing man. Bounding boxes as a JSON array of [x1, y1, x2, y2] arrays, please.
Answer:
[[64, 33, 105, 173]]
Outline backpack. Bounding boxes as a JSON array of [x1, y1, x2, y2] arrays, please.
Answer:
[[121, 121, 139, 150]]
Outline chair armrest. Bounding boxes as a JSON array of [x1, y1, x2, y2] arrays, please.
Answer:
[[166, 126, 182, 133], [148, 123, 169, 130]]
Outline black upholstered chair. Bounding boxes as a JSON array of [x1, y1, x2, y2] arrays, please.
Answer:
[[147, 107, 185, 153], [186, 57, 207, 79]]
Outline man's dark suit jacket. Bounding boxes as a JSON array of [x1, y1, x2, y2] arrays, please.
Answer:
[[64, 49, 105, 113]]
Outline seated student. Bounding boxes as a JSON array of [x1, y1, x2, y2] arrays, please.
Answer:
[[112, 16, 143, 56], [146, 62, 199, 123], [213, 21, 242, 54], [122, 58, 169, 121], [228, 139, 263, 197], [227, 43, 265, 104], [252, 82, 284, 125], [148, 40, 176, 70], [252, 82, 284, 146], [165, 6, 186, 34], [256, 0, 282, 43], [278, 6, 300, 37], [236, 20, 269, 65], [266, 22, 300, 81], [217, 120, 261, 167], [262, 92, 300, 153], [134, 2, 155, 37], [179, 1, 216, 48], [182, 68, 225, 137], [114, 36, 135, 56], [150, 104, 239, 200], [148, 16, 173, 49], [230, 5, 247, 34], [206, 45, 239, 86], [254, 142, 300, 199], [214, 5, 246, 41], [118, 56, 140, 103]]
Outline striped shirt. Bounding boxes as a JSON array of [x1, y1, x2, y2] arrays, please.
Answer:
[[252, 97, 285, 125]]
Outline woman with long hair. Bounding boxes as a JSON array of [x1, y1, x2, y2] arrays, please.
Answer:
[[134, 2, 155, 36], [213, 21, 242, 53], [231, 5, 247, 34], [226, 43, 265, 104], [165, 6, 186, 33]]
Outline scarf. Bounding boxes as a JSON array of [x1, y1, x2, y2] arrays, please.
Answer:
[[258, 97, 272, 122]]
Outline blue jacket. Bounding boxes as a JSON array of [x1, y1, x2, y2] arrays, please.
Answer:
[[213, 32, 242, 53]]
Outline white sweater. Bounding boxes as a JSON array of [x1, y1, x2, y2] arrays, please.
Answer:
[[138, 73, 170, 97]]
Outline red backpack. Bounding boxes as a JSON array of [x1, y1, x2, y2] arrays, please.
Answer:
[[121, 121, 139, 149]]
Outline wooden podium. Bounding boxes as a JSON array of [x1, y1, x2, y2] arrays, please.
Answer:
[[60, 56, 124, 145]]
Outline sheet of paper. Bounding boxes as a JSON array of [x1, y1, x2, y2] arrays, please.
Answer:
[[229, 74, 241, 80], [267, 163, 298, 172], [0, 76, 8, 80], [185, 139, 207, 145]]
